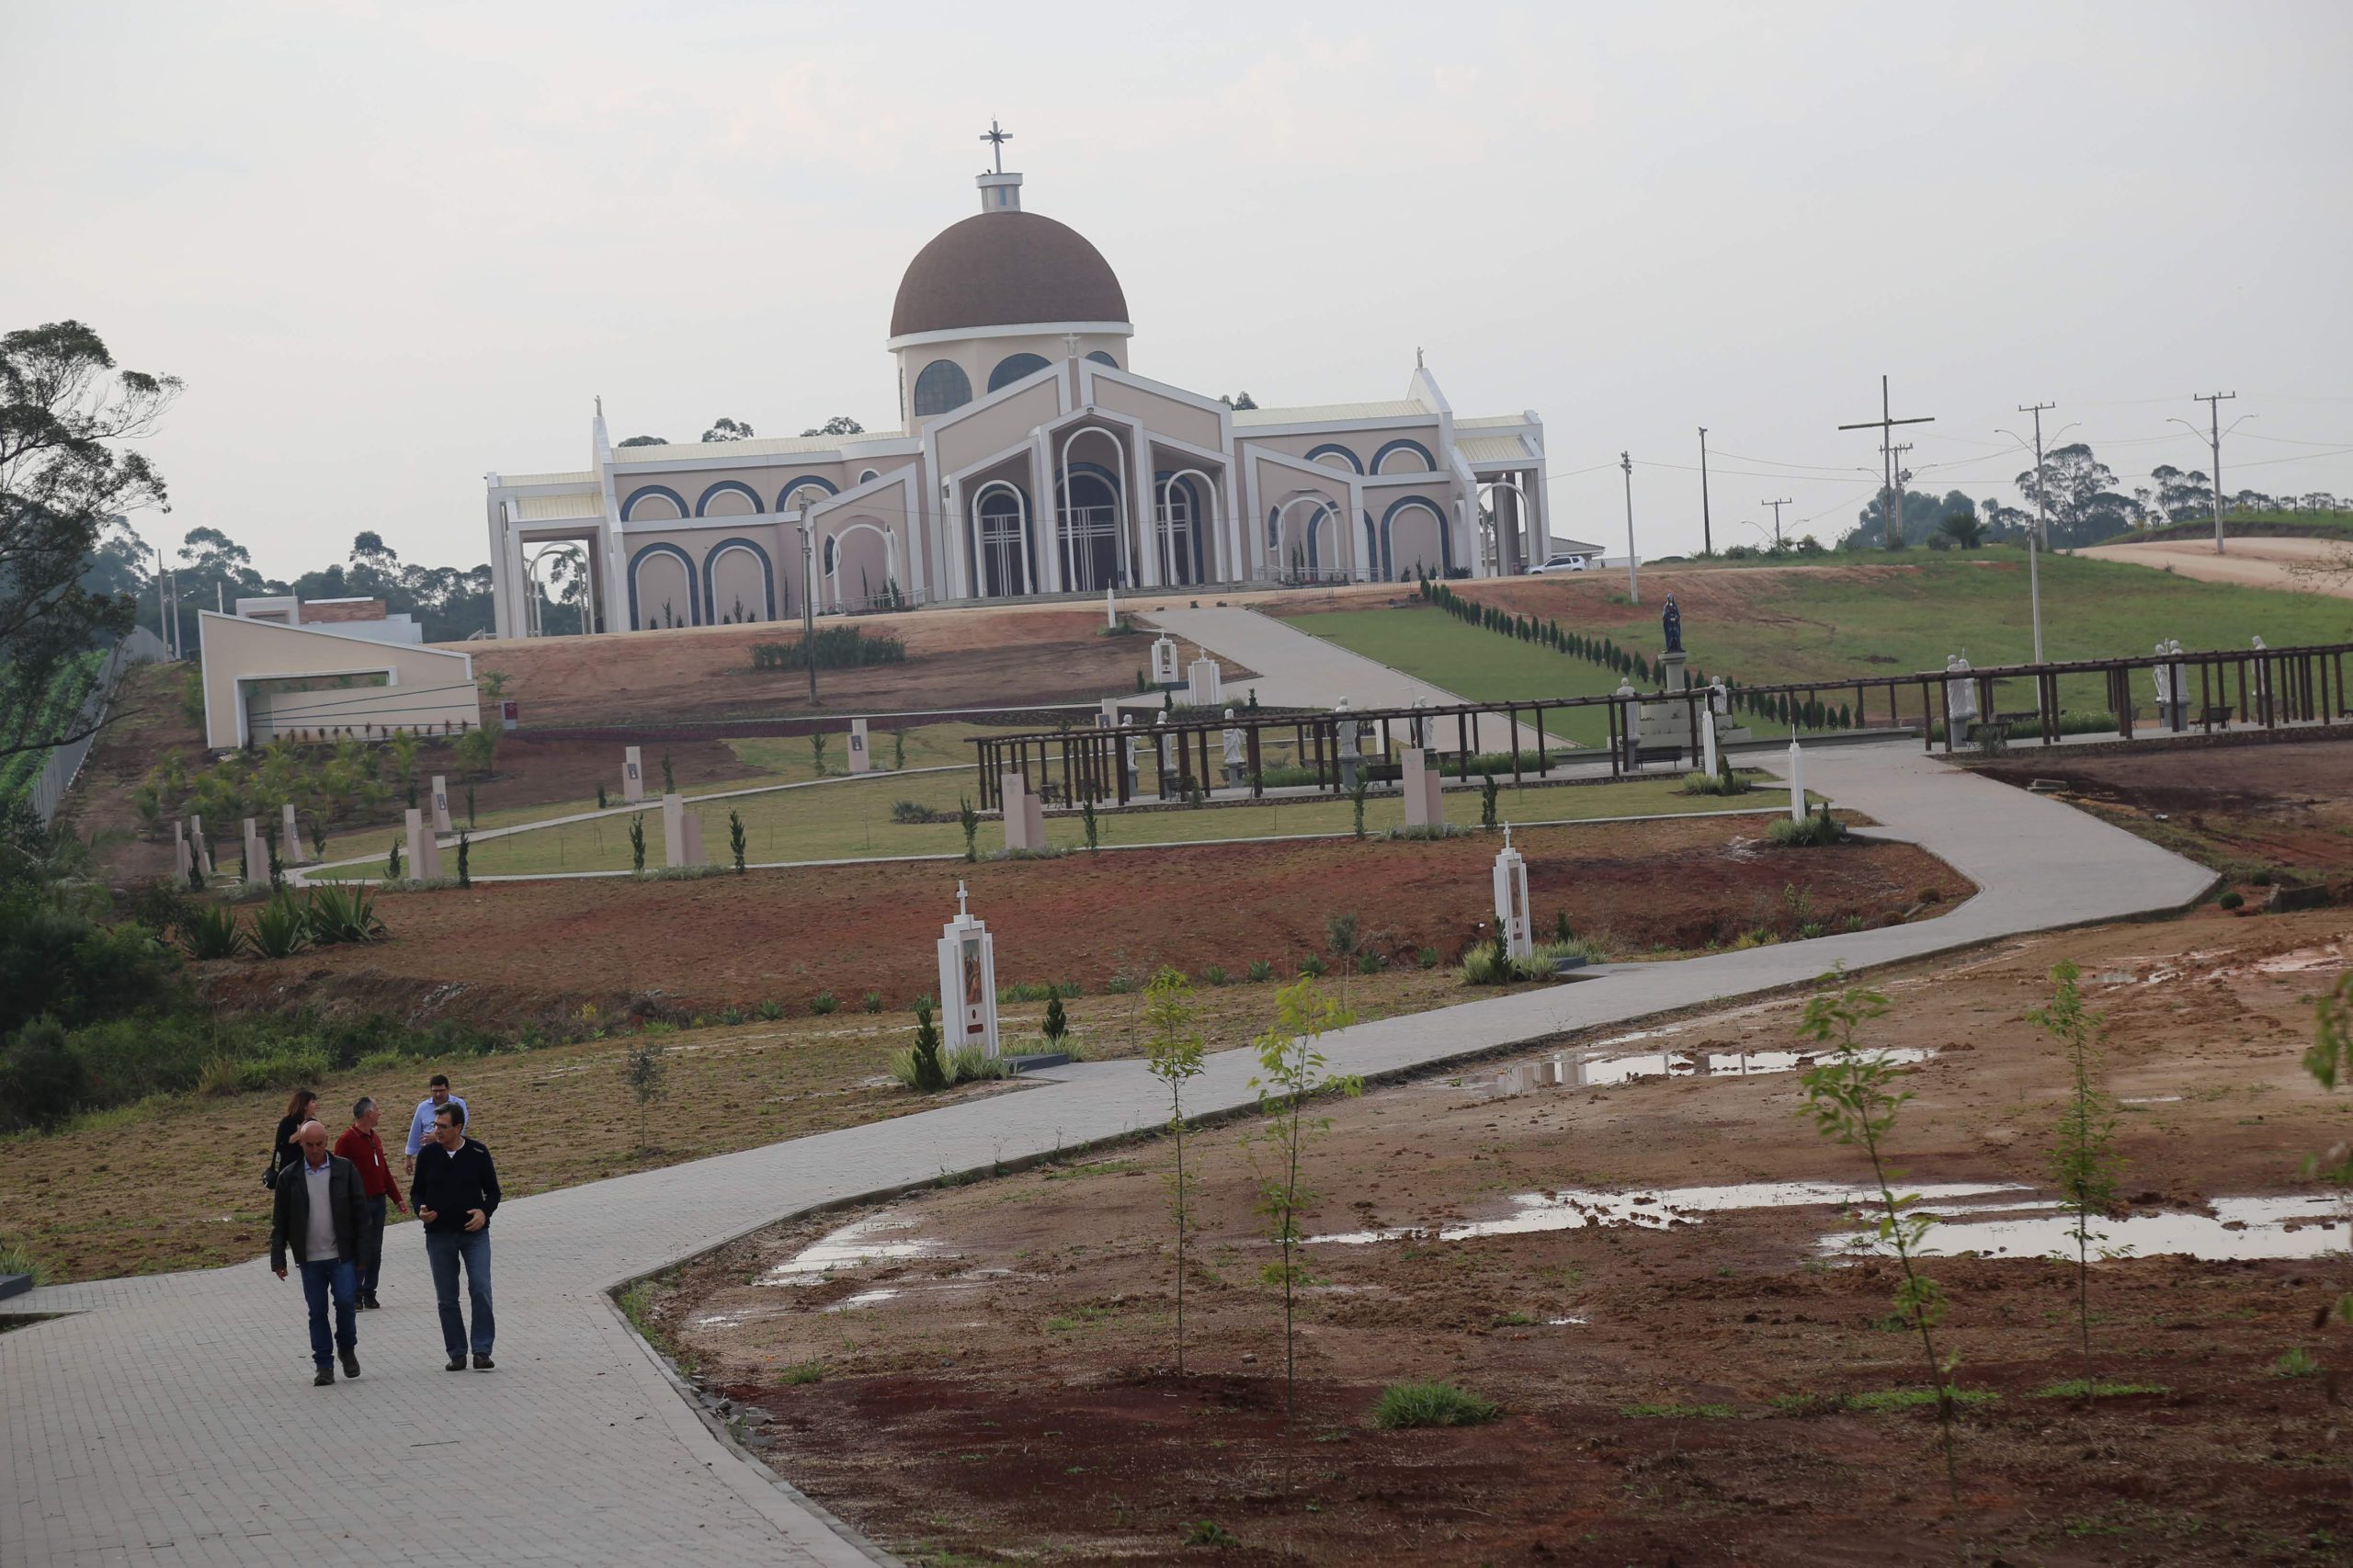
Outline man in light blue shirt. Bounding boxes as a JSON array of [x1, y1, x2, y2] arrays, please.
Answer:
[[403, 1074, 470, 1176]]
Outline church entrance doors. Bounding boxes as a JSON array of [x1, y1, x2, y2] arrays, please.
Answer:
[[977, 490, 1030, 597], [1156, 483, 1202, 586], [1059, 473, 1121, 593]]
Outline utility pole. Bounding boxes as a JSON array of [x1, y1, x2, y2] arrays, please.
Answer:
[[1620, 451, 1640, 604], [1761, 497, 1791, 551], [1698, 426, 1713, 557], [1837, 375, 1935, 549], [2193, 392, 2235, 555]]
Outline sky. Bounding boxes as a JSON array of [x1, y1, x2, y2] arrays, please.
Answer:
[[5, 0, 2349, 579]]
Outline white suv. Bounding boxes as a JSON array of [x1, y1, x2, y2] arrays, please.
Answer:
[[1528, 554, 1591, 574]]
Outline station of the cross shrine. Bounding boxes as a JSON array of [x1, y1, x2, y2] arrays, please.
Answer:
[[482, 126, 1552, 638]]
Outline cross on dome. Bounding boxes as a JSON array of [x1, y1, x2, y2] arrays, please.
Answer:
[[981, 119, 1012, 174]]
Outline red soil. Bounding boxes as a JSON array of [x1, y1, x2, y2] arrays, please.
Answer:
[[199, 818, 1968, 1029]]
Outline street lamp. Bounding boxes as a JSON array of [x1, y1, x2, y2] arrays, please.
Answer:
[[784, 486, 824, 706], [1995, 420, 2075, 665]]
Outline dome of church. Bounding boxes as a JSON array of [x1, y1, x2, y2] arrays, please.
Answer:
[[889, 210, 1129, 340]]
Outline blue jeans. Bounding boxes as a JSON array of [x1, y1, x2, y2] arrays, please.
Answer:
[[424, 1229, 494, 1358], [356, 1195, 388, 1299], [297, 1257, 358, 1368]]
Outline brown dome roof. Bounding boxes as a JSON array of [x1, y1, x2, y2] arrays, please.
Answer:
[[890, 210, 1129, 339]]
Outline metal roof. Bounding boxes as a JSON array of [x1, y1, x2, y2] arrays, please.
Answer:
[[1232, 400, 1430, 427], [610, 434, 852, 463], [515, 492, 605, 522], [497, 469, 597, 487], [1459, 436, 1538, 463]]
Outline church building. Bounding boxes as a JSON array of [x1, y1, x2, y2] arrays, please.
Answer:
[[482, 136, 1551, 638]]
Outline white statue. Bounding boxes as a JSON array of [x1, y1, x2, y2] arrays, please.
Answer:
[[1333, 697, 1360, 788], [1221, 707, 1245, 787], [1944, 653, 1979, 728]]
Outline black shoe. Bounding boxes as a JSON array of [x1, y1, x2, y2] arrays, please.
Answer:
[[313, 1366, 335, 1386], [341, 1349, 360, 1379], [472, 1353, 494, 1371], [360, 1294, 381, 1310], [446, 1356, 467, 1371]]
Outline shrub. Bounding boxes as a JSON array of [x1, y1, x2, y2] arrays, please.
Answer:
[[1767, 809, 1847, 848], [2219, 891, 2244, 910], [0, 1017, 87, 1128], [304, 884, 386, 945], [904, 1000, 946, 1091], [1180, 1521, 1238, 1548], [250, 893, 312, 960], [889, 800, 938, 824], [1373, 1381, 1500, 1429], [1246, 960, 1273, 983], [810, 991, 839, 1016], [1681, 769, 1755, 797], [180, 903, 248, 960], [861, 992, 881, 1013], [1417, 946, 1438, 969], [1041, 993, 1068, 1049], [1300, 954, 1326, 978], [1201, 964, 1227, 986], [755, 999, 784, 1021], [944, 1043, 1008, 1083], [1355, 950, 1381, 974]]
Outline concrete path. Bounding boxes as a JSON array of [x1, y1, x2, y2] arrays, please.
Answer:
[[2, 740, 2213, 1567]]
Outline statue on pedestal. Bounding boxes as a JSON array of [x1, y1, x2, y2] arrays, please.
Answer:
[[1661, 594, 1683, 655]]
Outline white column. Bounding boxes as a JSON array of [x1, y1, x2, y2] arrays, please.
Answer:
[[1491, 827, 1531, 958], [1788, 737, 1807, 822], [661, 791, 686, 868], [622, 745, 643, 803], [430, 775, 451, 833], [1701, 710, 1719, 776]]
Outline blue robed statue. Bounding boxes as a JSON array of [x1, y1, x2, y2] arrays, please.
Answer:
[[1661, 594, 1683, 654]]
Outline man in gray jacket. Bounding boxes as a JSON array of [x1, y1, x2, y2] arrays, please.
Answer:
[[269, 1120, 369, 1386]]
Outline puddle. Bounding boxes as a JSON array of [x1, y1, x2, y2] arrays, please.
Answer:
[[1826, 1193, 2353, 1262], [758, 1216, 950, 1286], [828, 1288, 904, 1312], [2120, 1095, 2182, 1105], [1486, 1046, 1930, 1096], [1312, 1179, 2353, 1265], [1309, 1180, 2029, 1246]]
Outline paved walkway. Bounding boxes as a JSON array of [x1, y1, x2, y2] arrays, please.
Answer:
[[3, 739, 2213, 1566]]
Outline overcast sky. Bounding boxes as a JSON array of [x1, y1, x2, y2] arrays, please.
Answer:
[[6, 1, 2349, 577]]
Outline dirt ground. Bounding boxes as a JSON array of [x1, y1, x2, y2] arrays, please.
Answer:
[[1976, 737, 2353, 884], [197, 818, 1969, 1030], [654, 903, 2353, 1566], [2077, 537, 2353, 600], [463, 605, 1237, 727]]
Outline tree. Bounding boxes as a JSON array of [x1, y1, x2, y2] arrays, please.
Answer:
[[616, 434, 668, 448], [1143, 968, 1207, 1373], [0, 321, 180, 762], [1246, 978, 1361, 1427], [2018, 443, 2136, 547], [1938, 512, 1986, 551], [801, 415, 864, 437], [701, 417, 755, 442], [622, 1038, 668, 1151], [1219, 392, 1258, 411]]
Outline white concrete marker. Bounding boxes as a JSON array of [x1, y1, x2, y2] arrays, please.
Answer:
[[1788, 736, 1806, 823]]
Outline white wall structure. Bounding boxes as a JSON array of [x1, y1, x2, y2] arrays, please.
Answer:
[[196, 612, 476, 750], [482, 153, 1548, 638]]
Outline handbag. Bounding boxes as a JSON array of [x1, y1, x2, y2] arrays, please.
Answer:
[[262, 1151, 282, 1189]]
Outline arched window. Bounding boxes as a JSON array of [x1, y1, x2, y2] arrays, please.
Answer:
[[913, 359, 972, 416], [1086, 350, 1118, 369], [988, 352, 1051, 392]]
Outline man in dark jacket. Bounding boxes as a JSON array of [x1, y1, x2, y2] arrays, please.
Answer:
[[269, 1120, 369, 1386], [412, 1099, 501, 1371]]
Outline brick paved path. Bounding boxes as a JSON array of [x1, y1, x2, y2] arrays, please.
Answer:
[[2, 742, 2211, 1565]]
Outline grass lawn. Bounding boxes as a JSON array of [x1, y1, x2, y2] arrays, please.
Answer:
[[461, 722, 991, 832], [0, 963, 1506, 1285], [1290, 551, 2353, 727], [449, 768, 1786, 878], [1290, 608, 1641, 747]]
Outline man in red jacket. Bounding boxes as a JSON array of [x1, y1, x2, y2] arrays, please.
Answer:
[[333, 1096, 405, 1311]]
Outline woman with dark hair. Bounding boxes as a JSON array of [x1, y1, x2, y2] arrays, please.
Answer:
[[266, 1089, 319, 1188]]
